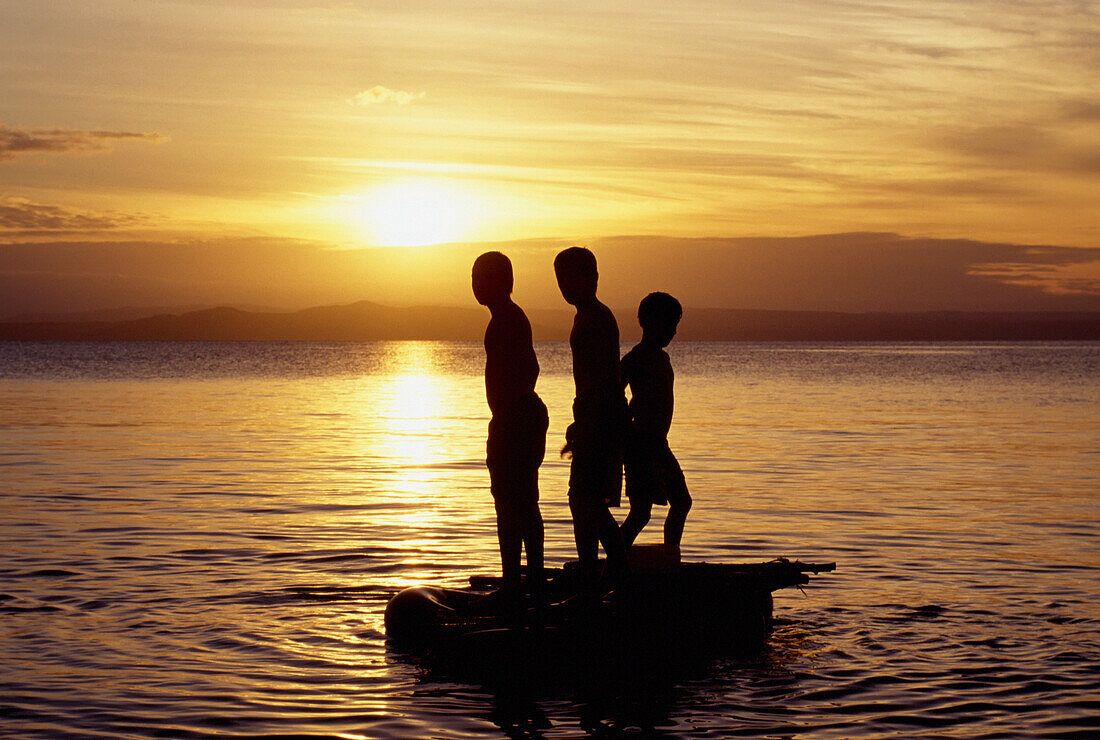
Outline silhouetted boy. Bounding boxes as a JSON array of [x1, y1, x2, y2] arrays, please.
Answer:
[[620, 292, 692, 551], [473, 251, 549, 593], [554, 246, 628, 585]]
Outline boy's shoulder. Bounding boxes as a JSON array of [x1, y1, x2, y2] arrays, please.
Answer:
[[622, 342, 668, 369], [597, 300, 620, 328], [622, 342, 644, 362], [485, 302, 533, 342], [578, 299, 617, 324], [489, 300, 531, 326]]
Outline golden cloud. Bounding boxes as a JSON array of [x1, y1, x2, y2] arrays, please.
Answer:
[[347, 86, 425, 106]]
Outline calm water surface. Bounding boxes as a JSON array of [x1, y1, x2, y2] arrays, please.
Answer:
[[2, 341, 1098, 738]]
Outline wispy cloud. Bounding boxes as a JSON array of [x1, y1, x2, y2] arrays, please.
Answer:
[[347, 86, 425, 106], [0, 125, 165, 161], [934, 123, 1100, 176], [0, 1, 1096, 245], [0, 198, 143, 231], [1062, 100, 1100, 123]]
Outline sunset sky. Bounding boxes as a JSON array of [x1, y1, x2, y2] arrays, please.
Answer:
[[1, 0, 1097, 315]]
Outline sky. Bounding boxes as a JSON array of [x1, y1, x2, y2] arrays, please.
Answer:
[[1, 0, 1098, 315]]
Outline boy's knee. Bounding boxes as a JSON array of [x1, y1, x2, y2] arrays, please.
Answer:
[[516, 498, 542, 521], [567, 487, 590, 511]]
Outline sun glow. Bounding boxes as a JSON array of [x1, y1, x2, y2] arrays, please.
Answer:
[[349, 178, 482, 246]]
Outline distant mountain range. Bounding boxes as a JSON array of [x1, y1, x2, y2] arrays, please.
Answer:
[[1, 301, 1098, 341]]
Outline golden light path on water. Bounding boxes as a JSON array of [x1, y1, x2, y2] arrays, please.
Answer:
[[316, 341, 574, 605], [360, 346, 452, 553]]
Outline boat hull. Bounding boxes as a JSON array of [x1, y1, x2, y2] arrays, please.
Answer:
[[384, 559, 833, 669]]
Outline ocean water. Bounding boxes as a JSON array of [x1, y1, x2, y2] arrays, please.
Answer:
[[1, 340, 1098, 739]]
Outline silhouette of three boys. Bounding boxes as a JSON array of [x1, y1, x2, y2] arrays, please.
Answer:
[[473, 247, 691, 596]]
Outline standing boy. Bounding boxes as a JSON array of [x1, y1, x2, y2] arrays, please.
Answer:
[[620, 292, 692, 551], [473, 251, 549, 594], [554, 246, 628, 585]]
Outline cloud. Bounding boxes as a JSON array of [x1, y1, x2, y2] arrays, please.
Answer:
[[347, 86, 425, 106], [1061, 100, 1100, 122], [0, 125, 165, 161], [968, 248, 1100, 296], [0, 198, 143, 232], [932, 123, 1100, 176]]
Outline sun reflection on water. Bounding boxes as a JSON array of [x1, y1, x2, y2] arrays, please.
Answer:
[[378, 375, 441, 469], [368, 344, 452, 495], [337, 342, 495, 580]]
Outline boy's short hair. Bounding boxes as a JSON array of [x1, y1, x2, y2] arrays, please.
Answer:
[[473, 251, 514, 292], [638, 292, 682, 328], [553, 246, 597, 279]]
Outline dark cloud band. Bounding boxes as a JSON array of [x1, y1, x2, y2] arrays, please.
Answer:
[[0, 199, 142, 231], [0, 125, 165, 161]]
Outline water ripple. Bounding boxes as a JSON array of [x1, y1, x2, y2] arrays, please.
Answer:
[[3, 341, 1099, 738]]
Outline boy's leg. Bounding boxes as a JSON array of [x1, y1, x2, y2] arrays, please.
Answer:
[[525, 400, 548, 589], [520, 470, 544, 587], [493, 496, 523, 588], [566, 488, 604, 599], [621, 498, 652, 547], [663, 478, 692, 548], [596, 504, 628, 577], [568, 487, 599, 564]]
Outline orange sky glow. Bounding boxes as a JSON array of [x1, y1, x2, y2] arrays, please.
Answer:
[[1, 0, 1097, 314]]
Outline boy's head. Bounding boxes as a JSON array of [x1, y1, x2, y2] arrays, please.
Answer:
[[554, 246, 598, 306], [638, 292, 682, 347], [472, 251, 513, 306]]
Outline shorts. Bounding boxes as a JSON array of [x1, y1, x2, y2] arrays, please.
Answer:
[[624, 432, 686, 507], [566, 417, 624, 508], [487, 394, 548, 504]]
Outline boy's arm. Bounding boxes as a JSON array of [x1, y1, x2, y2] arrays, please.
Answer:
[[483, 318, 506, 415], [625, 348, 674, 438], [485, 309, 538, 414], [572, 303, 621, 409], [620, 349, 634, 391], [657, 351, 674, 437]]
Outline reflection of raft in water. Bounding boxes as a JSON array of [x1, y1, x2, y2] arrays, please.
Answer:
[[385, 550, 836, 670]]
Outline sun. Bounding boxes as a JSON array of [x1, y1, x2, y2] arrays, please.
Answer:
[[350, 178, 481, 246]]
